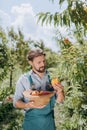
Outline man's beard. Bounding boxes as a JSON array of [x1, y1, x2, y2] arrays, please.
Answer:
[[35, 66, 45, 73]]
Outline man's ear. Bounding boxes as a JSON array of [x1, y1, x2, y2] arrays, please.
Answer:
[[29, 61, 33, 66]]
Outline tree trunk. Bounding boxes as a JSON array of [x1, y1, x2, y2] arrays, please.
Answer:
[[10, 67, 13, 88]]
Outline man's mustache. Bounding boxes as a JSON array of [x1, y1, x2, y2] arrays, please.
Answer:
[[40, 66, 45, 69]]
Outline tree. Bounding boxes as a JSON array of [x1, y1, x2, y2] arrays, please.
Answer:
[[0, 27, 9, 81], [36, 0, 87, 130], [37, 0, 87, 30], [54, 41, 87, 130], [0, 26, 60, 130]]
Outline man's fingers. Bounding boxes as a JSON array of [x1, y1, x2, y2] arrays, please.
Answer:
[[29, 101, 46, 109], [37, 105, 46, 109]]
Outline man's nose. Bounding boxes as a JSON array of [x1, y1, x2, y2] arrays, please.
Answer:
[[42, 62, 45, 66], [41, 62, 45, 66]]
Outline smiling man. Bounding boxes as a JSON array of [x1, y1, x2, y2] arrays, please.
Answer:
[[13, 48, 64, 130]]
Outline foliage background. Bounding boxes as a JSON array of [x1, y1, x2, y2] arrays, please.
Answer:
[[0, 0, 87, 130]]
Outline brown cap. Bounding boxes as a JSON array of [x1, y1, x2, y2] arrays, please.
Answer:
[[27, 48, 46, 61]]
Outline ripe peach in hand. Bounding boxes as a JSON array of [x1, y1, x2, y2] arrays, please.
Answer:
[[51, 78, 59, 86]]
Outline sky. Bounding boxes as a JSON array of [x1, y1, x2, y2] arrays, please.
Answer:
[[0, 0, 66, 52]]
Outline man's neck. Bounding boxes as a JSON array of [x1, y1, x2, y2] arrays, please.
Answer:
[[32, 69, 45, 78]]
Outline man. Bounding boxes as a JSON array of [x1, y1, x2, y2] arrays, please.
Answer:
[[13, 48, 64, 130]]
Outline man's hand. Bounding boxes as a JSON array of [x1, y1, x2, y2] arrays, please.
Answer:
[[25, 101, 46, 109], [52, 82, 65, 103], [52, 82, 64, 93]]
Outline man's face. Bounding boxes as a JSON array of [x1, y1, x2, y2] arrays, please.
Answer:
[[30, 55, 46, 73]]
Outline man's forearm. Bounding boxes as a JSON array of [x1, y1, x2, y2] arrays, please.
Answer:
[[15, 100, 31, 109], [14, 99, 46, 109], [56, 91, 65, 103]]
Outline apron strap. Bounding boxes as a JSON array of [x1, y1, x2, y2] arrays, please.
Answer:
[[47, 74, 52, 84], [26, 73, 36, 90], [46, 73, 54, 91]]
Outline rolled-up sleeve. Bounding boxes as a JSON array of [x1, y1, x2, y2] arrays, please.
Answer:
[[13, 74, 30, 107], [13, 79, 25, 107]]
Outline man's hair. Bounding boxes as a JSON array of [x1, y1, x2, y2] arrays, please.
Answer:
[[27, 48, 46, 61]]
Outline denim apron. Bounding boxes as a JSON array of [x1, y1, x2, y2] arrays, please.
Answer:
[[22, 74, 56, 130]]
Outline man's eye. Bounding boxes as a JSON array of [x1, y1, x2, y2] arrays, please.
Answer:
[[38, 61, 41, 64]]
